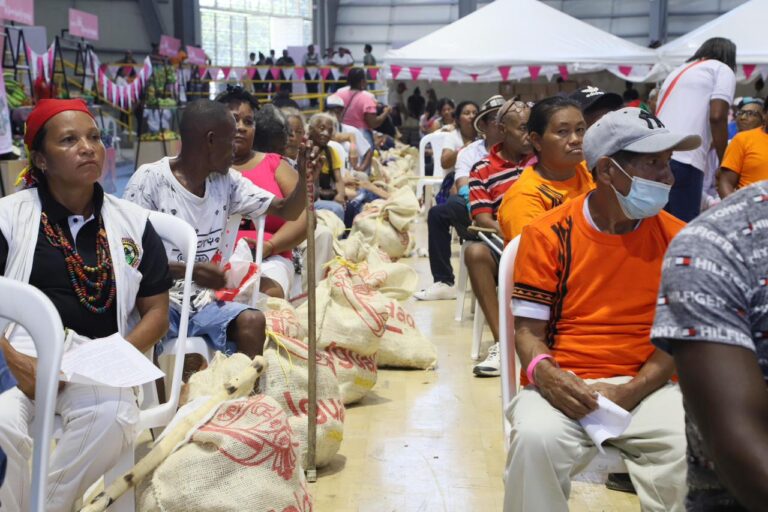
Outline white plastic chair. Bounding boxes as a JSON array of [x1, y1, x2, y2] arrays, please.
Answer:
[[497, 236, 627, 474], [98, 211, 197, 512], [417, 131, 449, 211], [159, 214, 266, 364], [0, 278, 65, 512]]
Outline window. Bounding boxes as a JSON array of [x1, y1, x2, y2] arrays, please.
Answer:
[[200, 1, 313, 66]]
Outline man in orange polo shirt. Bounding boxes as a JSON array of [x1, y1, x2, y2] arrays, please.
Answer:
[[503, 108, 701, 512]]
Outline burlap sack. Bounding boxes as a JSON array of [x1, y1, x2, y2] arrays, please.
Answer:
[[139, 395, 313, 512], [316, 209, 346, 239], [378, 299, 438, 370], [264, 297, 307, 340], [299, 261, 392, 404], [349, 186, 419, 259], [261, 331, 344, 468]]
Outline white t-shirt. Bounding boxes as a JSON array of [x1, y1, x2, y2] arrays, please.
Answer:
[[341, 123, 371, 163], [123, 157, 275, 307], [455, 139, 490, 181], [656, 59, 736, 171], [438, 129, 465, 173]]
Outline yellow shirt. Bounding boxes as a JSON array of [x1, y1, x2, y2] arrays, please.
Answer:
[[498, 161, 594, 243]]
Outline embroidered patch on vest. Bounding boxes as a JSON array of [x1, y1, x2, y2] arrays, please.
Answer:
[[122, 238, 141, 268]]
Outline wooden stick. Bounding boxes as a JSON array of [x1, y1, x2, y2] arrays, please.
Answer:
[[79, 356, 267, 512], [304, 148, 319, 483]]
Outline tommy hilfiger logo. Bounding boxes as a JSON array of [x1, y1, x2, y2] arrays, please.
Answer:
[[742, 223, 754, 236], [675, 256, 692, 266], [753, 194, 768, 203], [681, 328, 697, 337], [759, 277, 768, 286], [657, 296, 668, 305], [754, 331, 768, 339]]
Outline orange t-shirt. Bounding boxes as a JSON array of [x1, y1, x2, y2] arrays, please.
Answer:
[[721, 127, 768, 189], [497, 161, 594, 243], [512, 194, 685, 383]]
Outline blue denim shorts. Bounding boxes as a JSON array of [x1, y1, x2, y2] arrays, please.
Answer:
[[161, 300, 255, 356]]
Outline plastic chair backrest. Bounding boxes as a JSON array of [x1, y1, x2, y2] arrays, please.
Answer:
[[220, 213, 266, 307], [0, 277, 65, 512], [141, 212, 197, 428], [497, 235, 521, 440], [418, 131, 449, 179]]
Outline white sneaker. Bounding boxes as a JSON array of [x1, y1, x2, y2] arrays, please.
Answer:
[[414, 282, 456, 301], [473, 342, 501, 377]]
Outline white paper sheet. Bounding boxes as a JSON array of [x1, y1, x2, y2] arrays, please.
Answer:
[[59, 333, 164, 388], [578, 394, 632, 453]]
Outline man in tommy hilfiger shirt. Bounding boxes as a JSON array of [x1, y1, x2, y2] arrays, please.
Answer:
[[653, 183, 768, 510]]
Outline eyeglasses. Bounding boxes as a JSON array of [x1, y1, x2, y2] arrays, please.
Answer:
[[497, 100, 531, 122], [736, 110, 763, 118]]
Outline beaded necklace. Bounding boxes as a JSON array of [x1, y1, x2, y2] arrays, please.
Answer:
[[40, 212, 116, 314]]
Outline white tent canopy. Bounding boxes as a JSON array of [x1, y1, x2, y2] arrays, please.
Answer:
[[656, 0, 768, 81], [382, 0, 662, 83]]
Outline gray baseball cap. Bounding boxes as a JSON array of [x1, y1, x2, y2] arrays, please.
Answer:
[[583, 107, 701, 170]]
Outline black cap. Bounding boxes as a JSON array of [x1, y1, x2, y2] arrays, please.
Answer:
[[569, 86, 623, 113]]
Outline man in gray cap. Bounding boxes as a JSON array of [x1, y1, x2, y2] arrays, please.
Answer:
[[504, 107, 700, 512]]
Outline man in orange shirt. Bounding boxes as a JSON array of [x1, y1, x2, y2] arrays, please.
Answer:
[[717, 99, 768, 197], [503, 108, 700, 512]]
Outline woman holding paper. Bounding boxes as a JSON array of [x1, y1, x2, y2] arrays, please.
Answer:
[[0, 99, 172, 512]]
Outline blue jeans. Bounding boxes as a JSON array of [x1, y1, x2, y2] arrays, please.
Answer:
[[344, 189, 380, 229], [315, 199, 344, 220], [666, 160, 703, 222], [161, 300, 255, 356]]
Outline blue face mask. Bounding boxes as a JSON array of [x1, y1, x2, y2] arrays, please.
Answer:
[[610, 158, 672, 219]]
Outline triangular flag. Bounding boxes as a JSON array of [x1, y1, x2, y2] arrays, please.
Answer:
[[328, 67, 339, 80], [271, 67, 282, 80], [246, 67, 257, 79], [221, 67, 231, 79], [744, 64, 757, 79], [558, 65, 569, 80], [368, 67, 379, 81], [498, 65, 511, 81], [306, 66, 318, 79], [319, 67, 331, 81], [283, 67, 294, 81], [390, 65, 402, 80], [231, 67, 244, 80], [293, 66, 305, 80], [438, 67, 452, 82], [470, 73, 479, 82], [197, 66, 207, 79], [528, 66, 541, 81], [208, 67, 221, 80], [618, 65, 633, 76], [409, 66, 422, 81]]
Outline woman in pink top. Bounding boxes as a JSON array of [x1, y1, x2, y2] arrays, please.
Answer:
[[216, 88, 307, 299], [335, 68, 392, 148]]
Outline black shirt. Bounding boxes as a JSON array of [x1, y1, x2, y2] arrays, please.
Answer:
[[0, 182, 172, 339]]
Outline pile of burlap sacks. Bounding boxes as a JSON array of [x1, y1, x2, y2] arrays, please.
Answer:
[[138, 145, 434, 511]]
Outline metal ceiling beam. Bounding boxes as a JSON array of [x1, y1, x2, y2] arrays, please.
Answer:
[[138, 0, 167, 44]]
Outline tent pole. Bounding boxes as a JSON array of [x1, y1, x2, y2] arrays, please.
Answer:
[[305, 152, 318, 483]]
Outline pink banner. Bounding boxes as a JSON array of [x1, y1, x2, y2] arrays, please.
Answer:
[[68, 8, 99, 40], [293, 67, 305, 80], [528, 66, 541, 81], [246, 67, 258, 80], [390, 65, 402, 80], [408, 67, 422, 81], [221, 66, 231, 79], [2, 0, 34, 25], [208, 67, 220, 80], [158, 35, 181, 58], [469, 73, 479, 82], [319, 67, 331, 81], [618, 65, 633, 76], [186, 45, 207, 66], [438, 67, 452, 82], [271, 67, 281, 80], [743, 64, 757, 79], [498, 65, 511, 81], [558, 65, 569, 80], [368, 67, 379, 81]]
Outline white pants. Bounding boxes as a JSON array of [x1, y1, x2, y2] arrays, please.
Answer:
[[0, 384, 138, 512], [261, 254, 295, 297], [300, 224, 336, 292], [503, 377, 686, 512]]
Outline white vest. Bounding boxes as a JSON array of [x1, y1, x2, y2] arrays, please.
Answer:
[[0, 188, 150, 336]]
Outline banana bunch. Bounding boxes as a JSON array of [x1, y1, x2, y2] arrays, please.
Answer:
[[4, 72, 30, 109]]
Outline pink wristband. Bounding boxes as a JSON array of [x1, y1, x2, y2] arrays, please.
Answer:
[[526, 354, 557, 386]]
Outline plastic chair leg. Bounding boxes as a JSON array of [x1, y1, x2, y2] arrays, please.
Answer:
[[454, 243, 469, 322], [471, 306, 485, 360]]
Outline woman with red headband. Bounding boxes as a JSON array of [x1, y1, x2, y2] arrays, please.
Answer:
[[0, 99, 172, 511]]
